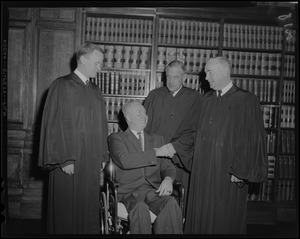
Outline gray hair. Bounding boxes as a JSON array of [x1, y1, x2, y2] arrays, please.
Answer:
[[76, 42, 104, 62], [208, 56, 232, 72], [165, 60, 186, 72], [122, 99, 143, 117]]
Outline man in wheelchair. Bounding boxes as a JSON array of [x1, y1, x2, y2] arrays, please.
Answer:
[[107, 100, 183, 234]]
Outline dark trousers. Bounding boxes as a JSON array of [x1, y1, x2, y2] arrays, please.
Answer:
[[121, 186, 183, 234]]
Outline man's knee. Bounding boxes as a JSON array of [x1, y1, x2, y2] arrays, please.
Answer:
[[128, 201, 152, 234], [130, 201, 150, 215], [165, 196, 180, 209]]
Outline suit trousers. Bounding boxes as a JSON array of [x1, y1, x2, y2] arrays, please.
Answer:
[[121, 185, 183, 234]]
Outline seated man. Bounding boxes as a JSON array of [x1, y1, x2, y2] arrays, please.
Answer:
[[108, 99, 183, 234]]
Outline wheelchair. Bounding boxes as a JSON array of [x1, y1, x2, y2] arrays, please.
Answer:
[[99, 158, 185, 234]]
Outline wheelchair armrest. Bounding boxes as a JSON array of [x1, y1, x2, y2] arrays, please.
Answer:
[[172, 180, 185, 212], [106, 178, 119, 194], [173, 180, 184, 194]]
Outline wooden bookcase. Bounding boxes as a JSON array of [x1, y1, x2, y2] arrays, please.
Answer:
[[80, 7, 297, 224]]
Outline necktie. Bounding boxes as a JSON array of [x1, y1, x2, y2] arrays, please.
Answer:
[[137, 132, 144, 151], [217, 90, 222, 98]]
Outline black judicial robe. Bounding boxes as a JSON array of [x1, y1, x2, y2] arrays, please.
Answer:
[[143, 86, 201, 215], [38, 73, 108, 234], [181, 85, 267, 234]]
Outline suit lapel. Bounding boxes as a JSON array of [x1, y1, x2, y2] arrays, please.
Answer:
[[125, 128, 142, 152], [144, 131, 154, 151], [125, 129, 154, 152]]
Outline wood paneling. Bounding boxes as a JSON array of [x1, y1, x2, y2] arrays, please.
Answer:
[[7, 7, 78, 220], [39, 8, 76, 22], [8, 28, 25, 123], [7, 154, 21, 182], [36, 29, 75, 114], [277, 207, 297, 222], [8, 8, 32, 21]]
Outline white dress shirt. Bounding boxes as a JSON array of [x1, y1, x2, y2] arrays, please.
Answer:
[[74, 68, 89, 85]]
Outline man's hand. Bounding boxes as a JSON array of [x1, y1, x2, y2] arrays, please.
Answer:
[[154, 143, 176, 158], [156, 176, 173, 196], [61, 164, 74, 175], [230, 174, 243, 183]]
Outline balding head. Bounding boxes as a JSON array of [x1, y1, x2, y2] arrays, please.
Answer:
[[122, 100, 148, 131]]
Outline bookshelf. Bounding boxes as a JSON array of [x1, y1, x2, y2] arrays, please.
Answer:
[[82, 9, 156, 134], [275, 28, 296, 204], [81, 7, 297, 223], [155, 17, 220, 92]]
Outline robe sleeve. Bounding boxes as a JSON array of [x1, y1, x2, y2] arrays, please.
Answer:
[[97, 89, 109, 164], [143, 90, 155, 133], [38, 78, 76, 170], [171, 99, 201, 171], [229, 93, 268, 182]]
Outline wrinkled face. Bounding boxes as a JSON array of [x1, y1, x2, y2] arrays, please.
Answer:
[[166, 66, 185, 93], [205, 59, 227, 90], [82, 50, 103, 78], [126, 102, 148, 131]]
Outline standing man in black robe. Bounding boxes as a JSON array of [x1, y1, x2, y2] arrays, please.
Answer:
[[143, 60, 201, 218], [170, 56, 268, 234], [38, 43, 108, 234]]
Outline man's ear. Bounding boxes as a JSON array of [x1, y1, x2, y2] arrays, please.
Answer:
[[124, 114, 131, 123], [79, 55, 87, 65]]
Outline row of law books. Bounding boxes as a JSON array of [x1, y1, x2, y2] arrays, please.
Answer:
[[247, 180, 273, 202], [157, 47, 218, 72], [283, 55, 296, 77], [223, 51, 281, 76], [276, 180, 295, 201], [104, 97, 143, 121], [108, 122, 122, 135], [155, 72, 204, 94], [233, 78, 278, 103], [85, 17, 153, 43], [280, 130, 295, 154], [282, 80, 295, 103], [280, 105, 295, 128], [268, 155, 275, 178], [223, 23, 283, 50], [285, 29, 297, 52], [266, 131, 277, 154], [260, 105, 279, 129], [91, 70, 150, 96], [158, 18, 220, 47], [277, 156, 295, 179], [98, 45, 151, 69]]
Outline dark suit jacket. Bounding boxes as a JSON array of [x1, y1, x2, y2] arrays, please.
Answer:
[[108, 128, 176, 198]]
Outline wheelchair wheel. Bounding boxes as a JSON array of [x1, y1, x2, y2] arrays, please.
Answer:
[[100, 191, 109, 234]]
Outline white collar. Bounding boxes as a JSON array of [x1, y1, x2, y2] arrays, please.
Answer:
[[218, 81, 233, 96], [171, 85, 182, 97], [74, 69, 88, 84], [130, 129, 144, 139]]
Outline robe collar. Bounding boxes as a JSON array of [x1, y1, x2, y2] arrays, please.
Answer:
[[171, 84, 183, 97], [74, 69, 89, 85], [217, 81, 233, 97]]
